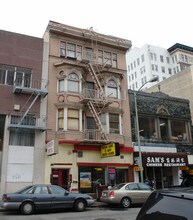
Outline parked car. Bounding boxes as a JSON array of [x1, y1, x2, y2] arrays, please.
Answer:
[[1, 184, 95, 215], [100, 182, 153, 208], [136, 187, 193, 220]]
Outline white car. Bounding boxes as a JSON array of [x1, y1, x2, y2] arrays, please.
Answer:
[[100, 182, 153, 208]]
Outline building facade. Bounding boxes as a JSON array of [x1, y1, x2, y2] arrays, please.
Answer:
[[147, 65, 193, 173], [129, 90, 192, 189], [127, 43, 193, 91], [43, 21, 133, 194], [0, 30, 48, 195]]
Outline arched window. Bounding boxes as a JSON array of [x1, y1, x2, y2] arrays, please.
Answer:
[[68, 72, 79, 92], [107, 79, 118, 98]]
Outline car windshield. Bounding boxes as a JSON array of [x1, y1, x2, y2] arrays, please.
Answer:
[[112, 183, 126, 190]]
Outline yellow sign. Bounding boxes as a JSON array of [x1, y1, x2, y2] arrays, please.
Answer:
[[101, 143, 116, 158]]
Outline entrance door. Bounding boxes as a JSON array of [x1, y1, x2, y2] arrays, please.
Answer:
[[51, 169, 70, 190]]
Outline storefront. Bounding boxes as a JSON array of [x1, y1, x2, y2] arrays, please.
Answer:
[[141, 152, 188, 189], [78, 164, 131, 194]]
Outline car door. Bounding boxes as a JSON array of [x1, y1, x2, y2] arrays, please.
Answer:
[[31, 186, 52, 209], [49, 185, 74, 209], [125, 183, 142, 204], [137, 183, 153, 203]]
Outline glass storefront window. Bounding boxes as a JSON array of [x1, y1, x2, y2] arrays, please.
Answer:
[[159, 118, 169, 142], [79, 167, 105, 194], [138, 116, 156, 141], [170, 120, 188, 142]]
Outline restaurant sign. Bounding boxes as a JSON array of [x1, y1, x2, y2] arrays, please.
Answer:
[[101, 142, 120, 158], [142, 152, 188, 167]]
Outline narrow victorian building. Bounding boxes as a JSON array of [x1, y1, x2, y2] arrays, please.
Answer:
[[43, 21, 133, 194], [0, 30, 48, 194], [129, 90, 191, 189]]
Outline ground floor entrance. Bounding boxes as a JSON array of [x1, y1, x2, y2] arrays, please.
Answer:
[[50, 168, 70, 191], [144, 166, 174, 189], [78, 166, 130, 194]]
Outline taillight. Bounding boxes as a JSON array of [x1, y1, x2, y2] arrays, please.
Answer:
[[4, 196, 11, 201], [109, 191, 114, 197]]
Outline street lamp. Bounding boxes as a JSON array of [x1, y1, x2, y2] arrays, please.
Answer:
[[134, 76, 159, 183]]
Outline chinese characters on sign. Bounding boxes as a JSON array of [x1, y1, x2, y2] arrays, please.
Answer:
[[142, 153, 188, 167]]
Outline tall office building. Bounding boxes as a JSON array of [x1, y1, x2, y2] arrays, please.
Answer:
[[127, 43, 193, 90]]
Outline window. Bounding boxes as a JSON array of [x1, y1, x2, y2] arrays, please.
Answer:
[[160, 55, 164, 62], [152, 64, 155, 71], [141, 54, 145, 62], [98, 50, 117, 68], [68, 73, 79, 92], [168, 68, 172, 75], [150, 53, 153, 60], [109, 113, 119, 134], [166, 57, 170, 64], [104, 51, 111, 65], [0, 64, 31, 87], [137, 58, 140, 65], [98, 50, 103, 64], [60, 42, 82, 59], [161, 66, 165, 73], [85, 47, 93, 61], [9, 128, 35, 146], [67, 43, 76, 58], [67, 109, 79, 130], [138, 116, 156, 141], [58, 79, 64, 92], [159, 118, 169, 141], [112, 53, 117, 68], [155, 65, 158, 71], [60, 42, 66, 57], [170, 120, 188, 142], [154, 54, 157, 61], [128, 65, 130, 72], [107, 79, 118, 98], [58, 109, 64, 130], [77, 45, 82, 60]]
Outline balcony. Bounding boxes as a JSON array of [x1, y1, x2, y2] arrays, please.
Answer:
[[13, 77, 48, 97], [8, 115, 47, 131], [83, 129, 109, 143], [81, 88, 126, 103]]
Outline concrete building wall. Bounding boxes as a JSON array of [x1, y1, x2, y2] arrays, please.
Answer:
[[0, 30, 47, 195]]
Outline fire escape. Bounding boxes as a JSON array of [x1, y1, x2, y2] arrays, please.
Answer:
[[8, 76, 48, 131], [81, 40, 111, 142]]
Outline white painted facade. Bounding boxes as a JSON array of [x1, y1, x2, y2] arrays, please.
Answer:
[[126, 43, 193, 91]]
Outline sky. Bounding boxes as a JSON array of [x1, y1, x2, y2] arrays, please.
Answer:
[[1, 0, 193, 49]]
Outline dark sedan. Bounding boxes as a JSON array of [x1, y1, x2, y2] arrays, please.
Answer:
[[1, 184, 95, 215]]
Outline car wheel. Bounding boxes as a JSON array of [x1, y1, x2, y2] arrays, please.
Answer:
[[121, 197, 131, 208], [20, 202, 35, 215], [74, 199, 86, 212]]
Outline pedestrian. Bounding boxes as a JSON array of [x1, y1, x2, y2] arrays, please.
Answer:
[[144, 176, 152, 187]]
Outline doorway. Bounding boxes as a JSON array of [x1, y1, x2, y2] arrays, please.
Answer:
[[51, 169, 70, 190]]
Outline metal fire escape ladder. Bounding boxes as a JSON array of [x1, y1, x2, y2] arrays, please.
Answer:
[[87, 63, 105, 100], [87, 101, 108, 141], [17, 92, 41, 125]]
